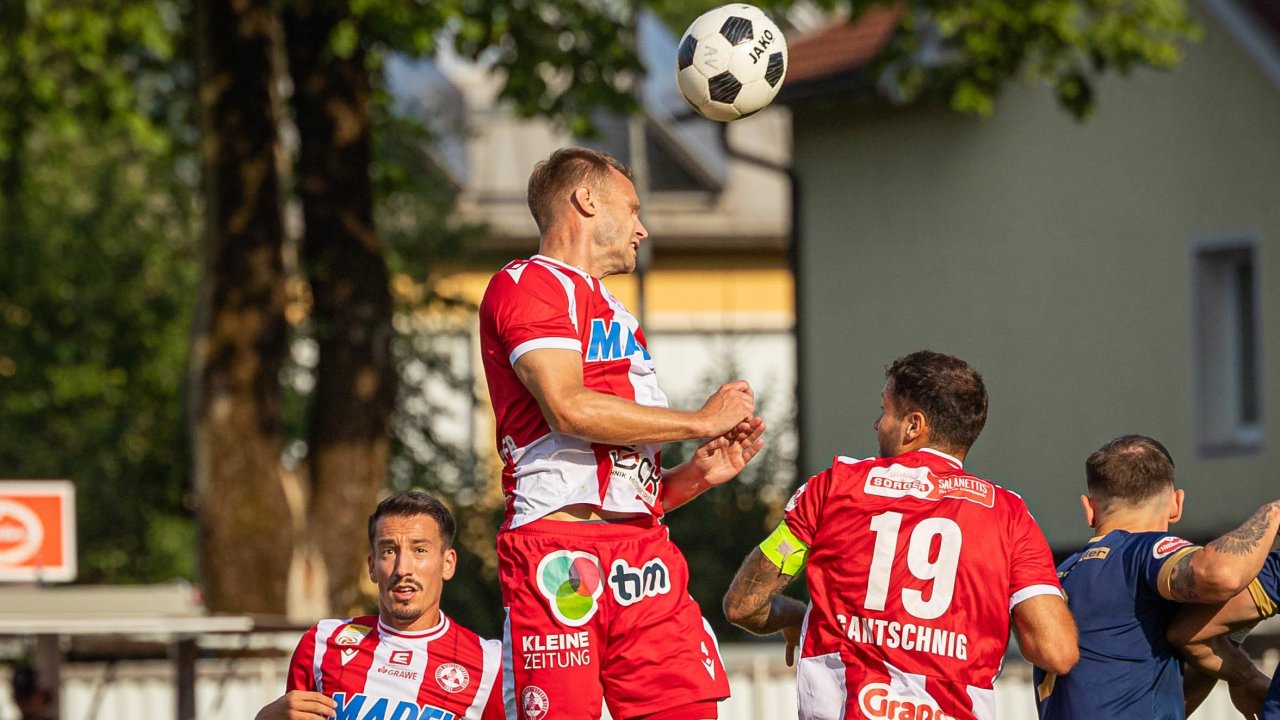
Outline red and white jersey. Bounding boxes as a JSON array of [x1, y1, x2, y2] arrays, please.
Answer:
[[479, 255, 669, 530], [766, 449, 1061, 720], [287, 613, 503, 720]]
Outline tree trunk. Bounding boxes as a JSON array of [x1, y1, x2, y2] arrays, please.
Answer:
[[191, 0, 293, 614], [284, 4, 396, 615]]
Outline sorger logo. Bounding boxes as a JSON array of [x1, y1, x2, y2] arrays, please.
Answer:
[[536, 551, 604, 627], [857, 683, 956, 720]]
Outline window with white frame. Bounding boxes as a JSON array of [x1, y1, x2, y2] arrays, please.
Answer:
[[1192, 239, 1263, 456]]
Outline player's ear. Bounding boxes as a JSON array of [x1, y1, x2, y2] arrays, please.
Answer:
[[442, 547, 457, 582], [367, 552, 377, 584], [903, 410, 927, 445], [1168, 488, 1185, 524], [1080, 495, 1097, 529], [570, 185, 597, 217]]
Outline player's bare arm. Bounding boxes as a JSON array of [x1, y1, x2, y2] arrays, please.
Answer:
[[1163, 500, 1280, 603], [661, 417, 766, 512], [1011, 594, 1079, 675], [256, 691, 337, 720], [1169, 586, 1273, 715], [514, 348, 754, 445], [723, 548, 808, 664]]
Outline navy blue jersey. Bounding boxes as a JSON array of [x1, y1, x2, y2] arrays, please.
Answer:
[[1252, 550, 1279, 720], [1035, 530, 1200, 720]]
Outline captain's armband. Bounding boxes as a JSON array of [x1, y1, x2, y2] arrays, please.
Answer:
[[760, 521, 809, 576]]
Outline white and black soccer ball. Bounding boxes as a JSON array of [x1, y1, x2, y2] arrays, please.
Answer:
[[676, 4, 788, 122]]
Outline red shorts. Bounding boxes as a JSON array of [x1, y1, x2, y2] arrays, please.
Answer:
[[498, 518, 729, 720]]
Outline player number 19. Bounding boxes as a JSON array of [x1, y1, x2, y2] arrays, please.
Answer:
[[865, 511, 962, 620]]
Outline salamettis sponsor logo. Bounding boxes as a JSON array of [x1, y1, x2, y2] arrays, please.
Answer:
[[864, 465, 994, 508], [857, 683, 956, 720], [332, 692, 456, 720]]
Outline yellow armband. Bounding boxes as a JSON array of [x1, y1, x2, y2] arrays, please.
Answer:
[[1248, 577, 1278, 619], [760, 521, 809, 576]]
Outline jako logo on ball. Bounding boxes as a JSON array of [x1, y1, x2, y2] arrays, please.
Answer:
[[536, 551, 604, 626], [676, 3, 788, 122]]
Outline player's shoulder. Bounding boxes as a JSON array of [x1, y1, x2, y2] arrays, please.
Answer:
[[439, 614, 502, 663], [308, 615, 378, 643]]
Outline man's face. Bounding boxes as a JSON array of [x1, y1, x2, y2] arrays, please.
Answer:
[[590, 168, 648, 277], [874, 380, 907, 458], [367, 513, 456, 632]]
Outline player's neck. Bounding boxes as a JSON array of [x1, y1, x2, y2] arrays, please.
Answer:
[[538, 232, 600, 278], [380, 607, 443, 634], [1093, 510, 1170, 536]]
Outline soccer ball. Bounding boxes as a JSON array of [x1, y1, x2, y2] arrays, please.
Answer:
[[676, 4, 788, 122]]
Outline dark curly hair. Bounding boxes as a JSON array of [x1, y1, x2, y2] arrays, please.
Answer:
[[885, 350, 988, 453]]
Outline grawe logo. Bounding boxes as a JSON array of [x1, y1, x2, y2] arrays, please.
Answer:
[[857, 683, 955, 720], [536, 551, 604, 627]]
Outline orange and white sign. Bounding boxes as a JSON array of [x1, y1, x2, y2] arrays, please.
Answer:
[[0, 480, 76, 582]]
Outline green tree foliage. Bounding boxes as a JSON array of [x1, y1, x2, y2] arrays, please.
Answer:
[[1, 0, 1201, 615], [0, 0, 198, 582]]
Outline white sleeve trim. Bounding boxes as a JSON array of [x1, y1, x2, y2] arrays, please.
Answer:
[[509, 337, 581, 365], [1009, 584, 1063, 610]]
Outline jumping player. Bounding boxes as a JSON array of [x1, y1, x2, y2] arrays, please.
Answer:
[[1033, 435, 1280, 720], [724, 350, 1078, 720], [1169, 547, 1280, 718], [478, 147, 765, 720], [256, 491, 503, 720]]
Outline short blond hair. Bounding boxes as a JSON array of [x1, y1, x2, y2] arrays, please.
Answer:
[[526, 147, 632, 233]]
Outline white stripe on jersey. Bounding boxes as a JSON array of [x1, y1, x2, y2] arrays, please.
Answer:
[[796, 651, 848, 720], [509, 337, 581, 365], [1009, 583, 1064, 610], [531, 259, 581, 334], [465, 636, 503, 719], [311, 618, 345, 693], [502, 610, 516, 720], [360, 617, 449, 702], [967, 685, 996, 720]]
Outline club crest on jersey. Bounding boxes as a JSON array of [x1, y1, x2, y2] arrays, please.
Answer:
[[333, 692, 456, 720], [1154, 536, 1193, 559], [536, 550, 604, 627], [608, 557, 671, 606], [585, 318, 650, 362], [521, 685, 550, 720], [857, 683, 955, 720], [609, 448, 660, 506], [435, 663, 470, 693], [864, 465, 994, 508]]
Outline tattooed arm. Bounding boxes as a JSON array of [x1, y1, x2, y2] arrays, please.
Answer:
[[724, 548, 808, 665], [1170, 589, 1273, 716], [1162, 501, 1280, 603]]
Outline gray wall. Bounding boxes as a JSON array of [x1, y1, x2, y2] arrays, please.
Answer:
[[793, 4, 1280, 549]]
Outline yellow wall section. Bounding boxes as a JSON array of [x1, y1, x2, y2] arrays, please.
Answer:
[[432, 267, 794, 317]]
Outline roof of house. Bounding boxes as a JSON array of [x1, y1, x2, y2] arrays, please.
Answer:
[[779, 5, 900, 102]]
